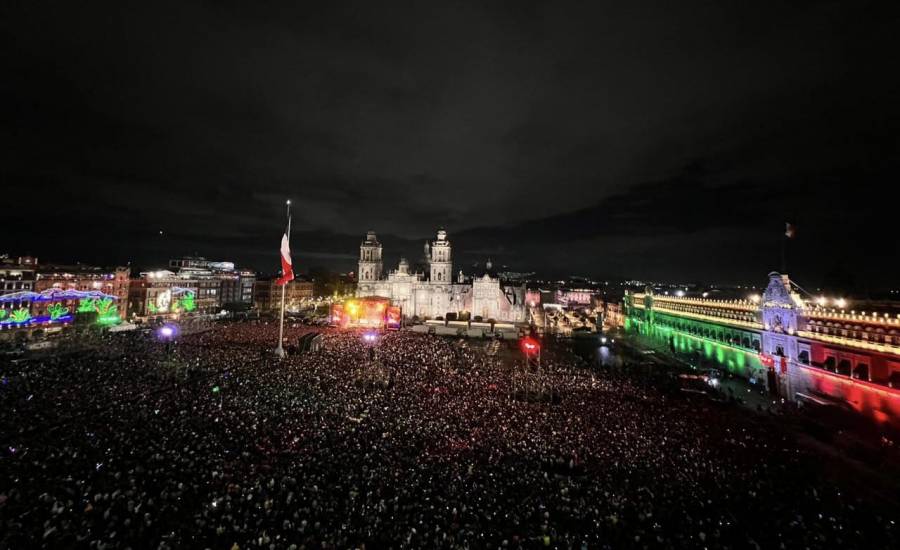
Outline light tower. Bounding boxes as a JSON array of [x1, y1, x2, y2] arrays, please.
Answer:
[[429, 229, 452, 283], [358, 231, 383, 283]]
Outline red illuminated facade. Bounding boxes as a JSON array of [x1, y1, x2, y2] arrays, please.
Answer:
[[625, 272, 900, 428]]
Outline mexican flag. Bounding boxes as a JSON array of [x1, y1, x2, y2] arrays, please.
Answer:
[[276, 226, 294, 286]]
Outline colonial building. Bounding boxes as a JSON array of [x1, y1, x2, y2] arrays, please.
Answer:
[[1, 256, 37, 317], [355, 230, 527, 323], [2, 257, 126, 332], [34, 264, 130, 320], [253, 278, 314, 313], [624, 272, 900, 428]]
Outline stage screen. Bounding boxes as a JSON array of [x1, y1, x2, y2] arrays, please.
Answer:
[[330, 298, 395, 328], [357, 299, 387, 326], [330, 303, 346, 327], [386, 306, 402, 329]]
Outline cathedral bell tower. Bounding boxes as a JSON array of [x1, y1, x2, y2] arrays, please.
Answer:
[[429, 229, 452, 283], [358, 230, 383, 283]]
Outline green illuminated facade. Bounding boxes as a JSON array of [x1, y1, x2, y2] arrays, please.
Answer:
[[178, 292, 196, 312], [624, 293, 766, 378], [10, 308, 31, 323], [77, 297, 122, 325], [48, 303, 69, 320]]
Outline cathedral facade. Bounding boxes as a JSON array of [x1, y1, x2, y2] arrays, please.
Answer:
[[356, 230, 527, 323]]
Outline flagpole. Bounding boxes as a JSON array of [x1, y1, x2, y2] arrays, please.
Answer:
[[275, 200, 291, 358]]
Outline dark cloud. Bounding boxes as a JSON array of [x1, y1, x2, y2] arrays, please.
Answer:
[[1, 1, 898, 288]]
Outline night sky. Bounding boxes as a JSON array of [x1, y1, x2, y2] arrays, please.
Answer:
[[2, 1, 898, 290]]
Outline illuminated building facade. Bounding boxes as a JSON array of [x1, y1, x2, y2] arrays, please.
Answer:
[[624, 272, 900, 427], [0, 289, 122, 333], [604, 302, 624, 329], [128, 270, 200, 318], [206, 267, 258, 308], [166, 268, 218, 314], [555, 289, 593, 307], [253, 278, 314, 313], [1, 257, 37, 318], [235, 269, 257, 305], [1, 257, 126, 331], [34, 265, 130, 320], [356, 230, 527, 323], [169, 257, 257, 310]]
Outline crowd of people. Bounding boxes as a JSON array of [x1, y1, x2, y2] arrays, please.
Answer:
[[2, 322, 898, 549]]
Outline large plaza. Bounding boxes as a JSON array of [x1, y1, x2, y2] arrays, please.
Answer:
[[2, 324, 898, 548]]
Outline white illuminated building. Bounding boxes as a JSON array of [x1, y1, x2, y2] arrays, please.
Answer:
[[356, 230, 527, 322]]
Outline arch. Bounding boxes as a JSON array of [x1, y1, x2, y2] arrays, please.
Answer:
[[837, 359, 852, 376]]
